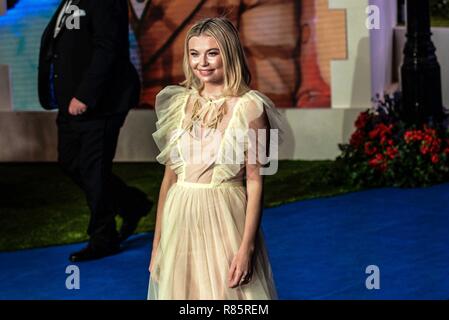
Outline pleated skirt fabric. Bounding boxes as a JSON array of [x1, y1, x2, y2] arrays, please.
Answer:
[[147, 181, 278, 300]]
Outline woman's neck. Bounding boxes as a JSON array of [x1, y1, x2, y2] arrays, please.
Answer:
[[201, 83, 225, 98]]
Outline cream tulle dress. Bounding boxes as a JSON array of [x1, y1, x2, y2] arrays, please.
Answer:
[[147, 85, 285, 300]]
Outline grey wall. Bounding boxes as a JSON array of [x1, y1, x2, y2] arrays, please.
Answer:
[[0, 108, 363, 162]]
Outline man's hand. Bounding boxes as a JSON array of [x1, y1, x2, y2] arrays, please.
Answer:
[[68, 97, 88, 115]]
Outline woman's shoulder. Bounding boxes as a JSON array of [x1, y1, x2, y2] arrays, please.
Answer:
[[156, 85, 190, 100], [236, 89, 286, 137], [236, 89, 276, 119], [154, 85, 190, 111], [241, 89, 275, 108]]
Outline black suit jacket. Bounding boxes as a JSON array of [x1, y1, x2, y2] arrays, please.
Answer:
[[38, 0, 140, 119]]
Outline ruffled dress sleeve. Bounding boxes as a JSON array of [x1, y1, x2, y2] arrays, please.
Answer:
[[152, 85, 189, 175], [214, 90, 287, 183], [241, 90, 286, 167]]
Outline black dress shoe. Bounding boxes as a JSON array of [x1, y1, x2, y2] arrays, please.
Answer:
[[69, 244, 120, 262], [118, 199, 154, 243]]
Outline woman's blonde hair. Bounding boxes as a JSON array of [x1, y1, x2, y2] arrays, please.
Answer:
[[181, 17, 251, 96]]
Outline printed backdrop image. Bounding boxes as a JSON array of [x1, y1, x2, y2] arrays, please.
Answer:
[[128, 0, 347, 108], [0, 0, 346, 110]]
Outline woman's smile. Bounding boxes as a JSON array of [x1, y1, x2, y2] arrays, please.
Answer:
[[198, 69, 215, 76]]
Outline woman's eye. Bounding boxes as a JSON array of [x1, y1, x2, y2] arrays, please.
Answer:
[[190, 52, 199, 57], [208, 52, 218, 56]]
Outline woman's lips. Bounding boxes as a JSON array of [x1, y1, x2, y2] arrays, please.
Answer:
[[198, 69, 214, 76]]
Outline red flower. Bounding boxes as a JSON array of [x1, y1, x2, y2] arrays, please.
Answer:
[[369, 127, 380, 139], [420, 144, 430, 155], [383, 124, 393, 135], [385, 146, 398, 160], [368, 153, 385, 167], [350, 130, 364, 147], [424, 126, 437, 137], [404, 131, 412, 141], [355, 112, 369, 129], [369, 123, 393, 141], [431, 154, 440, 164], [364, 142, 377, 155], [416, 130, 442, 155], [430, 141, 441, 154], [404, 129, 424, 143]]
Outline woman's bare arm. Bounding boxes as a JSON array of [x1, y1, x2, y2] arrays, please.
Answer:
[[150, 164, 177, 272], [241, 106, 269, 253], [228, 105, 269, 287], [153, 164, 177, 248]]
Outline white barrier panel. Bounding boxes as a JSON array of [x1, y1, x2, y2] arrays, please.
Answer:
[[0, 108, 365, 162]]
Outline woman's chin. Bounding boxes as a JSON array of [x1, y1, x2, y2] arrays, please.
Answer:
[[199, 77, 224, 85], [197, 74, 214, 82]]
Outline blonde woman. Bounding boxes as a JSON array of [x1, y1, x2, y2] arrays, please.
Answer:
[[147, 17, 285, 300]]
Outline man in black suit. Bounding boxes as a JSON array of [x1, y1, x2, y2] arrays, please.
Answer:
[[38, 0, 153, 262]]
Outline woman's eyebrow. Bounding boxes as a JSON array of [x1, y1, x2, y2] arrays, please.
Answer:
[[189, 48, 220, 52], [203, 48, 220, 54]]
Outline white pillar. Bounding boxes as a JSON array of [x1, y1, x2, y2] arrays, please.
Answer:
[[369, 0, 397, 96]]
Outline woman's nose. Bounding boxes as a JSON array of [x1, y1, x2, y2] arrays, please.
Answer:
[[200, 54, 208, 66]]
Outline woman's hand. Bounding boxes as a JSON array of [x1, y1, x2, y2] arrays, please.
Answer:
[[228, 246, 254, 288]]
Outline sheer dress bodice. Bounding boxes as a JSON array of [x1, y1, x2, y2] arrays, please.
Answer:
[[152, 85, 285, 187]]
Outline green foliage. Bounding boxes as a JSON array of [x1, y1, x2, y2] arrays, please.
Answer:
[[431, 0, 449, 19], [431, 0, 449, 26], [0, 161, 357, 251]]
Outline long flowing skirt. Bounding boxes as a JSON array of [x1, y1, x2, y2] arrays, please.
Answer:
[[147, 181, 278, 300]]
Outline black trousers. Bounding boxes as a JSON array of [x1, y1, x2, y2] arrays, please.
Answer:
[[56, 113, 146, 248]]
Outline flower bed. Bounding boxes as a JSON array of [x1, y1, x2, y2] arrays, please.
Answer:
[[336, 93, 449, 187]]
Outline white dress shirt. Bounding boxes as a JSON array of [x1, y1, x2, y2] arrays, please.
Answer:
[[54, 0, 73, 38]]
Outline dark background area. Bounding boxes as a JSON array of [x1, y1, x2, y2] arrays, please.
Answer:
[[7, 0, 20, 10]]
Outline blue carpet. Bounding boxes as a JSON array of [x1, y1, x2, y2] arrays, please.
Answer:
[[1, 183, 449, 300]]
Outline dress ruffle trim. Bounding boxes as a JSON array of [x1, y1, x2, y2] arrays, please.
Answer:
[[213, 90, 287, 184], [152, 85, 189, 176], [152, 86, 287, 182]]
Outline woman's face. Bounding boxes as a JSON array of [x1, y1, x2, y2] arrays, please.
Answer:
[[188, 35, 224, 86]]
